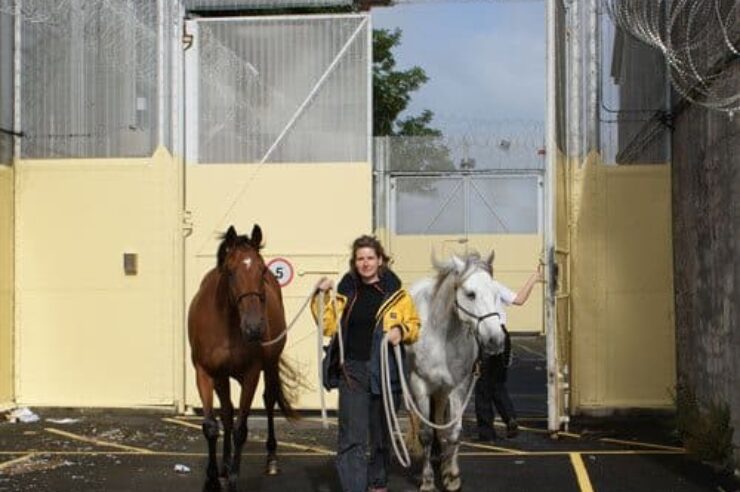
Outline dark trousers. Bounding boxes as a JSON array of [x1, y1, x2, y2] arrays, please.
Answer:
[[337, 359, 399, 492], [474, 352, 516, 436]]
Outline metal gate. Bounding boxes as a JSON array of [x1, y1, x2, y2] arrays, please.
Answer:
[[376, 136, 545, 334], [183, 14, 372, 408]]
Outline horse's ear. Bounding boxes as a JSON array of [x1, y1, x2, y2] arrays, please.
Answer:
[[250, 224, 263, 249], [486, 250, 495, 269], [452, 255, 466, 274], [225, 226, 238, 245]]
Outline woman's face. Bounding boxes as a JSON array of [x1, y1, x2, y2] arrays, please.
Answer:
[[354, 246, 382, 284]]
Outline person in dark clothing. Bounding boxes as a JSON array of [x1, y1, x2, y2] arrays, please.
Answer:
[[311, 235, 420, 492], [475, 264, 543, 441]]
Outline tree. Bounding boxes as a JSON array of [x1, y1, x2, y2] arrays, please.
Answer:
[[373, 28, 439, 137], [373, 28, 453, 173]]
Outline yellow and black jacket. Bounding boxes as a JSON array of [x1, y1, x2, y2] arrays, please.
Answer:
[[311, 269, 420, 392]]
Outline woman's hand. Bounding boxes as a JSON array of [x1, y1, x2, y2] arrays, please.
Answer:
[[315, 277, 334, 292], [388, 326, 403, 345]]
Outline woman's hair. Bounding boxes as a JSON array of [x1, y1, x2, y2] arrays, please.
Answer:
[[349, 235, 391, 276]]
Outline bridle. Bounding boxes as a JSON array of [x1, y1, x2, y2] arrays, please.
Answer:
[[454, 298, 501, 338], [230, 265, 268, 308], [453, 270, 501, 343]]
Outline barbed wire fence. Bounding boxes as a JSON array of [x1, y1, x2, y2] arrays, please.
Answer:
[[605, 0, 739, 115]]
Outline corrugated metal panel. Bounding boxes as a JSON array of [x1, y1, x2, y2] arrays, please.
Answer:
[[186, 0, 353, 11], [196, 15, 369, 163], [21, 0, 162, 158], [0, 9, 13, 164]]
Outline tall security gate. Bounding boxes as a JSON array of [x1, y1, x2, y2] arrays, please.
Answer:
[[376, 136, 545, 334], [184, 14, 372, 408]]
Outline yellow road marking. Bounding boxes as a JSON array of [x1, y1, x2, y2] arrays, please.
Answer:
[[460, 441, 525, 454], [303, 417, 338, 426], [162, 417, 334, 455], [599, 437, 684, 451], [569, 452, 595, 492], [558, 431, 583, 439], [0, 453, 35, 470], [163, 417, 205, 431], [45, 428, 154, 454], [0, 449, 685, 457]]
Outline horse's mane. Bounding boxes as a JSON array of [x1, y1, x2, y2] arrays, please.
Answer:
[[216, 231, 263, 269], [431, 252, 493, 317]]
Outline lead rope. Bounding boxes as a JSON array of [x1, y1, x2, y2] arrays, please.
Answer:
[[315, 285, 346, 429], [261, 288, 315, 347], [380, 332, 481, 468], [317, 293, 328, 429]]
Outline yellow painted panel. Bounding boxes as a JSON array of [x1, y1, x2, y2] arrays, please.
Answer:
[[566, 155, 675, 412], [0, 166, 13, 404], [185, 163, 371, 409], [387, 234, 544, 333], [15, 148, 181, 406]]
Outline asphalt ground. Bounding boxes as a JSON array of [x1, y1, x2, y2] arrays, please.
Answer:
[[0, 336, 737, 492]]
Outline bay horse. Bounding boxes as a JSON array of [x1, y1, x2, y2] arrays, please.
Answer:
[[407, 252, 506, 492], [188, 224, 300, 490]]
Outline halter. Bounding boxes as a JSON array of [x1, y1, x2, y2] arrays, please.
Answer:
[[454, 298, 501, 342], [235, 291, 265, 306], [231, 265, 268, 307]]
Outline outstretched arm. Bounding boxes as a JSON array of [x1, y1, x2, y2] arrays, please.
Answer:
[[512, 263, 544, 306]]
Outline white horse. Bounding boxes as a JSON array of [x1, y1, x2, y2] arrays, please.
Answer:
[[407, 252, 506, 492]]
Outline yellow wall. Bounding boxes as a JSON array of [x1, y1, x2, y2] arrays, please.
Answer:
[[387, 233, 544, 333], [0, 165, 13, 406], [185, 162, 372, 410], [564, 154, 675, 412], [14, 147, 182, 406]]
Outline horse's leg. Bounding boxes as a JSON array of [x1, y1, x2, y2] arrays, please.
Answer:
[[196, 366, 220, 484], [228, 366, 261, 490], [440, 390, 464, 492], [411, 375, 437, 492], [262, 363, 279, 476], [214, 378, 233, 478]]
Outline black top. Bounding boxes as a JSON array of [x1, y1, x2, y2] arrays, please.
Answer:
[[345, 281, 385, 361]]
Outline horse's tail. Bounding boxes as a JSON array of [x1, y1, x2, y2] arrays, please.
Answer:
[[274, 356, 304, 422]]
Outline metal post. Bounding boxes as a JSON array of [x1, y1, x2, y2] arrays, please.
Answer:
[[545, 0, 561, 434], [587, 0, 600, 152], [12, 0, 20, 160]]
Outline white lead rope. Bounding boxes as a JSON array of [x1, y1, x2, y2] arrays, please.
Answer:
[[380, 333, 481, 468], [315, 287, 346, 429], [261, 288, 316, 347]]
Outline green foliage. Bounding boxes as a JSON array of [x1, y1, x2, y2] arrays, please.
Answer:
[[373, 29, 454, 173], [674, 383, 734, 467], [373, 28, 437, 137]]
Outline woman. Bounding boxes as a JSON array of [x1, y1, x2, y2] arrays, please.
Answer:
[[312, 235, 420, 492]]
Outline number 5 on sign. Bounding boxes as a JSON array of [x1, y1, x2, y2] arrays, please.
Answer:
[[267, 258, 294, 288]]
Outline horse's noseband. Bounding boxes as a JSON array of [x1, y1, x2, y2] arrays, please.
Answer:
[[454, 299, 500, 335], [235, 291, 265, 306]]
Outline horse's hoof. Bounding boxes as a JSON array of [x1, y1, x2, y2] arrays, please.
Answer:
[[265, 458, 280, 476], [419, 482, 438, 492], [226, 474, 239, 492], [443, 473, 461, 492], [203, 478, 222, 492]]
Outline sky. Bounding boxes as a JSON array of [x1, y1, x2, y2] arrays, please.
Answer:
[[371, 1, 545, 136]]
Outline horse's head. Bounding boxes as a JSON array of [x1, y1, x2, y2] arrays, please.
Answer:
[[218, 224, 267, 342], [447, 251, 506, 355]]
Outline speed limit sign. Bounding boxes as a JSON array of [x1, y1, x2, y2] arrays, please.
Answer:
[[267, 258, 294, 288]]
